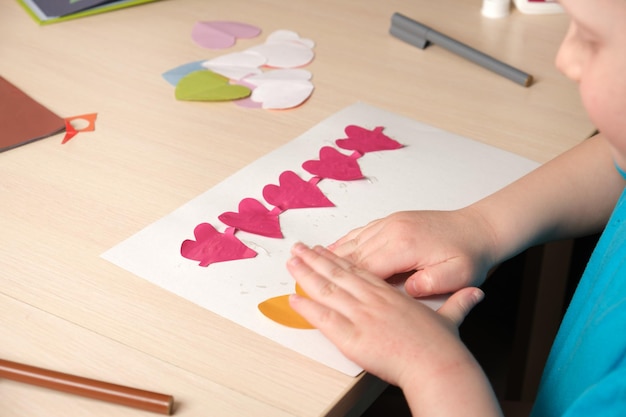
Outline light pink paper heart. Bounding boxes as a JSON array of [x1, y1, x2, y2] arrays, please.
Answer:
[[181, 223, 257, 267], [218, 198, 283, 238], [335, 126, 403, 154], [302, 146, 363, 181], [192, 21, 262, 49], [263, 171, 334, 210]]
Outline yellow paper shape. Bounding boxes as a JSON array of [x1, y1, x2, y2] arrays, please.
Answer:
[[258, 284, 314, 329], [295, 283, 307, 297]]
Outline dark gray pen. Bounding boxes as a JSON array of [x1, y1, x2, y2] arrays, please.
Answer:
[[389, 12, 533, 87]]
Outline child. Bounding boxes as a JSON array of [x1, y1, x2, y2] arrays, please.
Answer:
[[286, 0, 626, 415]]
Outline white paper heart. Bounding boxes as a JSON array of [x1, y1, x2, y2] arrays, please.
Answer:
[[246, 43, 314, 68], [265, 30, 315, 49], [244, 69, 312, 86], [251, 80, 314, 109], [202, 51, 267, 80]]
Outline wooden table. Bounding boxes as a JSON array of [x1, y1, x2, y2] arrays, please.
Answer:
[[0, 0, 593, 415]]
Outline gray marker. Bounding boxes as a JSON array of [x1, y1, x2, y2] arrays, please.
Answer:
[[389, 12, 533, 87]]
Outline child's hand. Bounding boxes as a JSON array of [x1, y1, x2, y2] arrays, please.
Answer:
[[328, 209, 496, 297], [287, 242, 484, 388]]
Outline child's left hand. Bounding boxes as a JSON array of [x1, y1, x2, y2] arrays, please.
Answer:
[[286, 242, 484, 390]]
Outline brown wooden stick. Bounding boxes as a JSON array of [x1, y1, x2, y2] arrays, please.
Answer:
[[0, 358, 174, 415]]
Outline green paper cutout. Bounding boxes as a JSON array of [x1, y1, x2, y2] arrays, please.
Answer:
[[175, 70, 251, 102]]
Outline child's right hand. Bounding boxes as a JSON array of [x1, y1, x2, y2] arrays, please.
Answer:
[[328, 208, 497, 298]]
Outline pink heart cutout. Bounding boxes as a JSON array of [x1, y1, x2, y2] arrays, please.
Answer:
[[335, 125, 403, 154], [302, 146, 363, 181], [218, 198, 283, 238], [263, 171, 334, 210], [181, 223, 257, 266], [191, 21, 262, 49]]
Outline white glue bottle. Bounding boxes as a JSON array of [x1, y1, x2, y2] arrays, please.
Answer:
[[481, 0, 511, 18]]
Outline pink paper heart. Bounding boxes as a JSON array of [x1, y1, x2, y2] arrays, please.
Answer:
[[181, 223, 257, 267], [218, 198, 283, 238], [302, 146, 363, 181], [263, 171, 334, 210], [192, 21, 262, 49], [335, 125, 403, 154]]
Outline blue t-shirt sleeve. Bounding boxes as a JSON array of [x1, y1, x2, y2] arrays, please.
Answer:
[[563, 366, 626, 417]]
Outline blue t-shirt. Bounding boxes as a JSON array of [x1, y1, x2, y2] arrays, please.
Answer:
[[530, 169, 626, 417]]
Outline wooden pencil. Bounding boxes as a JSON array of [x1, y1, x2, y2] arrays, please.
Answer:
[[0, 358, 174, 415]]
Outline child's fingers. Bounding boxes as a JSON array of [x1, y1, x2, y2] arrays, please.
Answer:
[[309, 244, 357, 271], [287, 244, 361, 312], [405, 261, 479, 297], [328, 219, 384, 257], [288, 293, 353, 339], [436, 287, 485, 327], [291, 243, 384, 299]]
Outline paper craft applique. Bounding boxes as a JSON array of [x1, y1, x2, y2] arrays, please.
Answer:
[[102, 102, 541, 375], [163, 23, 315, 110], [177, 124, 404, 328], [180, 124, 403, 267]]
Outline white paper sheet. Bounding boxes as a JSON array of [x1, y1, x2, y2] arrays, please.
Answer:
[[102, 103, 539, 376]]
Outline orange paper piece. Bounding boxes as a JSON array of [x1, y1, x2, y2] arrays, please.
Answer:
[[62, 113, 97, 144], [258, 283, 314, 329]]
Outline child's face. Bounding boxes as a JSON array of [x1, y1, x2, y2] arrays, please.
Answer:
[[556, 0, 626, 167]]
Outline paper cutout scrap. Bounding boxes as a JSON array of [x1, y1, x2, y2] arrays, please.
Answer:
[[336, 125, 403, 153], [263, 171, 335, 210], [163, 25, 315, 110], [218, 198, 283, 238], [0, 76, 66, 152], [175, 70, 251, 101], [302, 146, 363, 181], [162, 60, 206, 86], [181, 223, 257, 267], [62, 113, 98, 144], [191, 21, 261, 49]]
